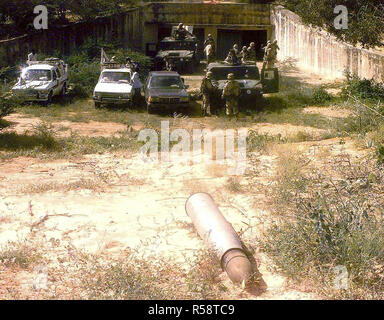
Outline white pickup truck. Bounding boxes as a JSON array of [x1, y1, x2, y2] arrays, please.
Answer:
[[93, 65, 133, 108], [12, 58, 68, 104]]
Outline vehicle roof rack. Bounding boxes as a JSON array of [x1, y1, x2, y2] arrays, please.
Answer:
[[28, 58, 66, 67], [101, 62, 128, 70]]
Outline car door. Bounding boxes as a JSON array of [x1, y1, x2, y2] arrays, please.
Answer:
[[261, 68, 279, 94], [144, 75, 152, 101]]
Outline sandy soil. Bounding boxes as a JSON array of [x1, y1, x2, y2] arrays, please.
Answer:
[[0, 67, 366, 300]]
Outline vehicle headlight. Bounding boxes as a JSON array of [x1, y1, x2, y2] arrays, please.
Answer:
[[180, 97, 189, 102], [94, 92, 101, 99]]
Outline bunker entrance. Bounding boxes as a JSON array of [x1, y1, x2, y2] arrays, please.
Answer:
[[217, 29, 268, 60]]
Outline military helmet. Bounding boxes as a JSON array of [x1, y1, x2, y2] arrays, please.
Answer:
[[178, 23, 183, 28], [227, 73, 235, 80], [206, 71, 213, 78], [208, 34, 212, 38], [242, 46, 247, 50], [233, 44, 238, 49]]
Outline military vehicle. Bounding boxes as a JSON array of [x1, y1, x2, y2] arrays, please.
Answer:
[[206, 61, 279, 110], [154, 26, 199, 74]]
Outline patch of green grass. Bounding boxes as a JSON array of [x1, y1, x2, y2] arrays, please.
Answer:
[[259, 151, 384, 299]]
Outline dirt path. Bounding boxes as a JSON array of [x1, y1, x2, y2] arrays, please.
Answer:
[[0, 66, 360, 300]]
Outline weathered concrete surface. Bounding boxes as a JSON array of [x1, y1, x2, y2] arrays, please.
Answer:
[[273, 6, 384, 82]]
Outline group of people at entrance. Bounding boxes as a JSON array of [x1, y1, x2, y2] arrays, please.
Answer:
[[204, 34, 279, 67]]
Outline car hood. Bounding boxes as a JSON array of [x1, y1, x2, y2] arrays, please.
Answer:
[[215, 79, 262, 90], [12, 80, 51, 91], [156, 50, 194, 59], [94, 82, 133, 94], [147, 87, 188, 97]]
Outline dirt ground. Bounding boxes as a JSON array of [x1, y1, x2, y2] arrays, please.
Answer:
[[0, 67, 365, 300]]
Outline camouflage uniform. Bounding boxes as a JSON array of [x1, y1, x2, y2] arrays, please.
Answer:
[[240, 46, 249, 63], [200, 71, 215, 116], [222, 73, 241, 117], [247, 42, 257, 61], [173, 23, 192, 40], [224, 49, 240, 65]]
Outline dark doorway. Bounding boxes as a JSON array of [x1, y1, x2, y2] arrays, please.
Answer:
[[217, 29, 268, 60], [158, 27, 172, 41], [193, 28, 205, 60]]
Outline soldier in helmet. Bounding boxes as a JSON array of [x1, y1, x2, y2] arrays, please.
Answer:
[[233, 44, 239, 57], [204, 33, 216, 61], [200, 71, 216, 116], [204, 34, 215, 49], [173, 23, 193, 40], [247, 42, 257, 61], [222, 73, 241, 118], [224, 49, 240, 65], [240, 46, 249, 63]]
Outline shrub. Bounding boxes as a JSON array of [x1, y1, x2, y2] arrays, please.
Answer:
[[311, 86, 332, 104], [260, 155, 384, 299], [342, 74, 384, 101]]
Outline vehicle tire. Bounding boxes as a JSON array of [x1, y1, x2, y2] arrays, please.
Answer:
[[94, 101, 102, 109], [44, 91, 53, 106]]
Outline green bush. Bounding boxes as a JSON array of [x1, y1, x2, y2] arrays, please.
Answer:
[[311, 86, 332, 104], [64, 40, 152, 97], [342, 74, 384, 101]]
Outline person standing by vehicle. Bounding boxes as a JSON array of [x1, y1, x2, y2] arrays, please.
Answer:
[[131, 67, 142, 108], [200, 71, 216, 117], [27, 49, 37, 65], [222, 73, 241, 119], [240, 46, 249, 63]]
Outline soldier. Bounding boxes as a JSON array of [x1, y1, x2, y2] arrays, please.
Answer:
[[247, 42, 257, 61], [268, 40, 280, 67], [240, 46, 249, 63], [204, 34, 215, 49], [262, 41, 272, 69], [204, 34, 216, 62], [224, 49, 240, 65], [222, 73, 241, 118], [233, 44, 239, 57], [173, 23, 193, 40], [165, 57, 176, 71], [200, 71, 216, 116]]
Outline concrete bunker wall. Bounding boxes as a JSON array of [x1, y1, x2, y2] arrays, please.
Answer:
[[0, 2, 273, 67], [273, 6, 384, 82]]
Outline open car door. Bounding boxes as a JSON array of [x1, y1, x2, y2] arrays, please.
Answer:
[[261, 68, 279, 94]]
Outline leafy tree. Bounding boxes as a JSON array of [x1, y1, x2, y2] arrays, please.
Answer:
[[278, 0, 384, 48]]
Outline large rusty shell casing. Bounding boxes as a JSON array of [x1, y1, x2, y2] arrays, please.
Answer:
[[185, 193, 253, 284]]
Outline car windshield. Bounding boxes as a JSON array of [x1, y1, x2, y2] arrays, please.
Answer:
[[209, 66, 260, 80], [160, 41, 196, 51], [101, 71, 131, 83], [149, 75, 184, 89], [22, 69, 51, 81]]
